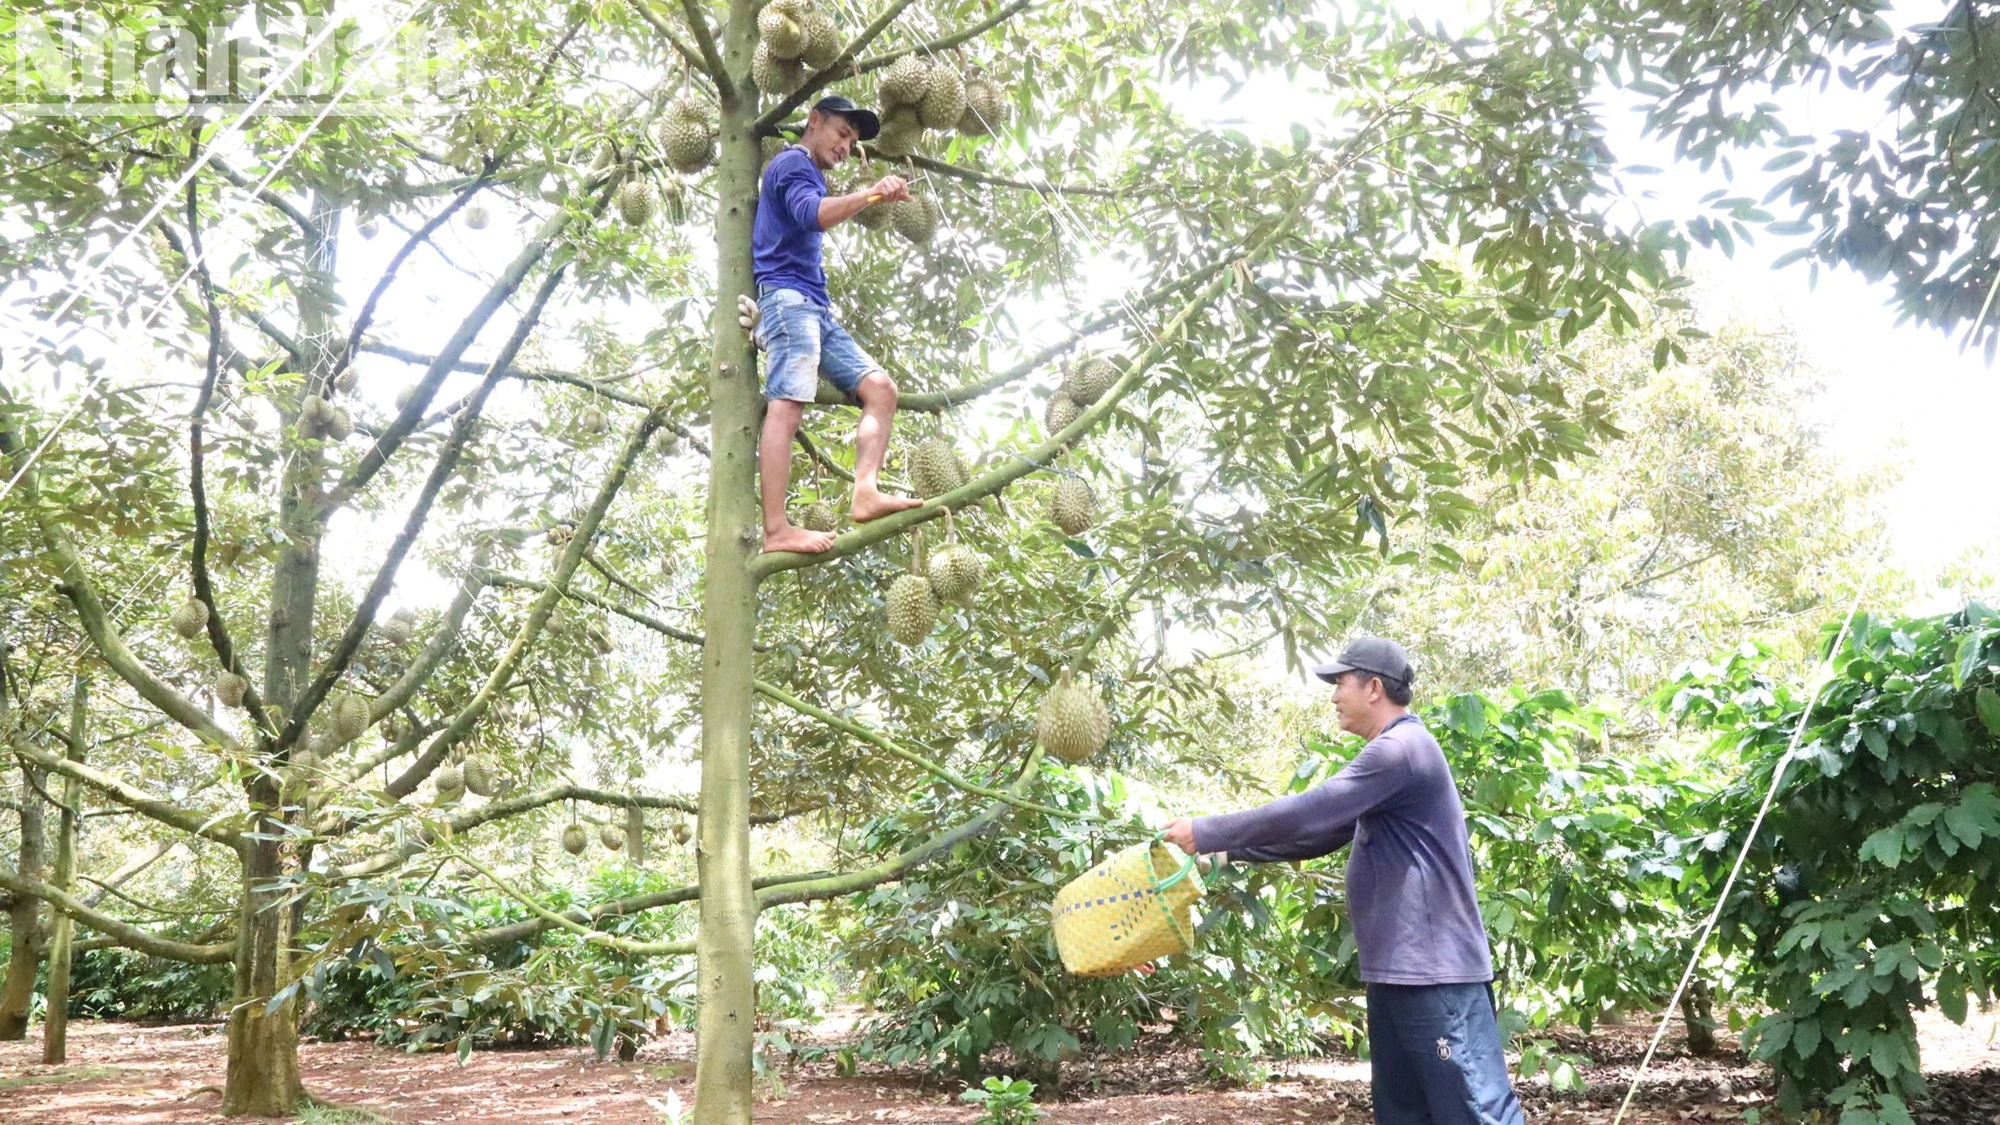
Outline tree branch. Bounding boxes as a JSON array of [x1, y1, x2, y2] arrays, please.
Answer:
[[284, 255, 581, 757], [335, 163, 497, 386], [6, 740, 241, 848], [368, 572, 489, 724], [755, 680, 1077, 818], [0, 867, 234, 964], [847, 0, 1032, 79], [674, 0, 731, 95], [755, 0, 926, 129], [489, 573, 706, 647], [626, 0, 718, 88], [755, 748, 1046, 910], [756, 212, 1306, 578], [450, 848, 695, 956], [183, 173, 273, 734], [336, 177, 606, 499], [0, 417, 239, 752], [810, 249, 1231, 412], [390, 409, 668, 795], [897, 150, 1129, 200], [208, 159, 317, 241]]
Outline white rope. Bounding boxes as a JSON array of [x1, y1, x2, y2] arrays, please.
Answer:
[[2, 3, 432, 508], [1608, 534, 1893, 1124]]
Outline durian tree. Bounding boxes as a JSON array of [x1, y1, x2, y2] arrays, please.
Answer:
[[2, 0, 1705, 1120]]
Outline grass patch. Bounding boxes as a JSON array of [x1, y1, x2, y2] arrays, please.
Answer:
[[295, 1102, 390, 1124], [647, 1061, 692, 1081], [0, 1064, 125, 1090]]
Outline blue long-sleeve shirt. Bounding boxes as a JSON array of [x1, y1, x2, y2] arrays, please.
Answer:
[[1191, 714, 1495, 985], [752, 146, 831, 306]]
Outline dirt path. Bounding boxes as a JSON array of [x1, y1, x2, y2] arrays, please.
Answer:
[[1, 1011, 1993, 1123]]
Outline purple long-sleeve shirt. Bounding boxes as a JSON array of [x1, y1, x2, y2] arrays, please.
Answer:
[[1191, 714, 1494, 985]]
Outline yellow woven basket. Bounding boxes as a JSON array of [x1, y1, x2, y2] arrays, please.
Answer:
[[1051, 837, 1205, 977]]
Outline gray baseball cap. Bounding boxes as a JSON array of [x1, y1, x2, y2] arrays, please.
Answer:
[[1312, 636, 1414, 686]]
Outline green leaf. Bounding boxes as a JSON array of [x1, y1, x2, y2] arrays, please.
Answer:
[[456, 1034, 473, 1065], [1937, 965, 1968, 1025], [1859, 826, 1904, 869], [1975, 687, 2000, 736]]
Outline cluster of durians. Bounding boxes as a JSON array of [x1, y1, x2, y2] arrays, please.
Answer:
[[873, 56, 1010, 157], [754, 0, 844, 96], [854, 183, 943, 246], [434, 753, 507, 803], [1041, 351, 1121, 434]]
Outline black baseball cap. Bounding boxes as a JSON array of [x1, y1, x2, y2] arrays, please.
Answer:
[[1312, 637, 1415, 687], [811, 95, 880, 141]]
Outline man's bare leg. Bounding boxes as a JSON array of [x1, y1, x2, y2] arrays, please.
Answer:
[[850, 370, 923, 523], [760, 398, 835, 554]]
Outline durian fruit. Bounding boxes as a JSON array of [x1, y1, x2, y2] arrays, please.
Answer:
[[298, 395, 335, 438], [381, 607, 418, 645], [873, 104, 924, 159], [600, 822, 626, 852], [798, 500, 840, 532], [660, 178, 689, 225], [1065, 353, 1121, 406], [588, 142, 617, 174], [757, 4, 805, 59], [1048, 476, 1097, 536], [171, 595, 209, 639], [1044, 391, 1080, 433], [753, 41, 808, 95], [215, 669, 249, 708], [617, 176, 656, 226], [927, 541, 985, 604], [916, 64, 967, 130], [799, 10, 841, 70], [331, 690, 371, 743], [854, 197, 892, 230], [671, 819, 692, 845], [908, 437, 968, 499], [463, 203, 491, 230], [357, 218, 380, 240], [333, 366, 357, 394], [1035, 668, 1112, 763], [956, 72, 1010, 135], [879, 54, 932, 108], [434, 764, 465, 802], [657, 95, 717, 174], [762, 135, 788, 165], [394, 385, 417, 410], [890, 193, 941, 246], [322, 404, 355, 441], [886, 535, 939, 646], [578, 406, 607, 435], [586, 620, 614, 655], [561, 823, 589, 855], [462, 755, 496, 797]]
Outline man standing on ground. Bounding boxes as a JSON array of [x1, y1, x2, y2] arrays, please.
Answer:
[[1161, 637, 1526, 1125], [747, 94, 922, 554]]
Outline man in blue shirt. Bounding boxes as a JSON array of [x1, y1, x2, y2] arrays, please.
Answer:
[[747, 94, 922, 554], [1162, 637, 1525, 1125]]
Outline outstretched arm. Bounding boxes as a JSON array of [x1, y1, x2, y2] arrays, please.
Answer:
[[815, 174, 910, 229], [1166, 742, 1408, 864]]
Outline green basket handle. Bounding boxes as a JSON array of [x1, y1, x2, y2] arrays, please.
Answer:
[[1149, 831, 1206, 893]]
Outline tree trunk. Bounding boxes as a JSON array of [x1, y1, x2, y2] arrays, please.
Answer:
[[0, 758, 49, 1040], [42, 674, 86, 1063], [627, 805, 646, 865], [692, 28, 765, 1123], [222, 821, 304, 1115], [1680, 977, 1718, 1057], [222, 196, 337, 1116]]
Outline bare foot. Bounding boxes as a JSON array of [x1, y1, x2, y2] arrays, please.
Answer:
[[851, 485, 923, 523], [763, 524, 835, 554]]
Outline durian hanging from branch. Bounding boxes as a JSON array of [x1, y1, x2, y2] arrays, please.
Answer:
[[754, 0, 838, 95], [655, 89, 717, 174], [886, 530, 940, 646]]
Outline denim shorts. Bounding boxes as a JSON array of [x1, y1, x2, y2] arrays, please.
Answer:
[[758, 287, 879, 402], [1366, 982, 1526, 1125]]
